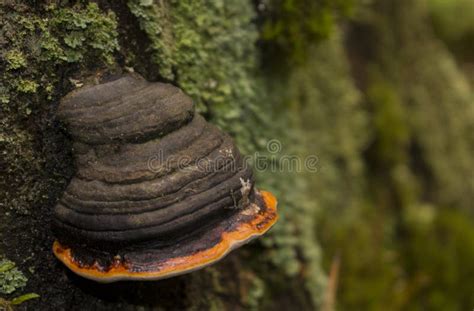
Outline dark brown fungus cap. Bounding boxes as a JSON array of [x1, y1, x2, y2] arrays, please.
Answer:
[[52, 73, 278, 282]]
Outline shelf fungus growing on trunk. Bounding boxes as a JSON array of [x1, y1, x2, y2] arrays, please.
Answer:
[[52, 73, 278, 282]]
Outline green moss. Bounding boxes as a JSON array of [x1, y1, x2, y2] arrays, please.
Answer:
[[373, 0, 474, 210], [45, 3, 119, 64], [284, 31, 367, 307], [428, 0, 474, 59], [128, 1, 330, 307], [127, 0, 174, 79], [401, 42, 474, 210], [0, 92, 9, 104], [318, 0, 474, 309], [244, 274, 265, 310], [4, 50, 27, 70], [15, 79, 38, 93], [0, 259, 27, 295], [128, 0, 260, 137], [366, 71, 409, 166], [402, 208, 474, 310], [1, 2, 118, 115], [260, 0, 356, 64], [320, 205, 403, 310], [185, 269, 226, 311], [1, 1, 119, 218]]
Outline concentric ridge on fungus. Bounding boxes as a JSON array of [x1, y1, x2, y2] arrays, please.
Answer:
[[52, 73, 278, 282]]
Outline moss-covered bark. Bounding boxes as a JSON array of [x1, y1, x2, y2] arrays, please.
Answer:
[[319, 1, 474, 310], [0, 0, 327, 309]]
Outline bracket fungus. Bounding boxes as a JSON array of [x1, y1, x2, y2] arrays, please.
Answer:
[[52, 73, 278, 282]]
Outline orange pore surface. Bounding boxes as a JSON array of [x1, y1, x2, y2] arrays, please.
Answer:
[[53, 190, 278, 282]]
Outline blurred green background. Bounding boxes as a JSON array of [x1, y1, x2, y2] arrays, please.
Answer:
[[1, 0, 473, 310]]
